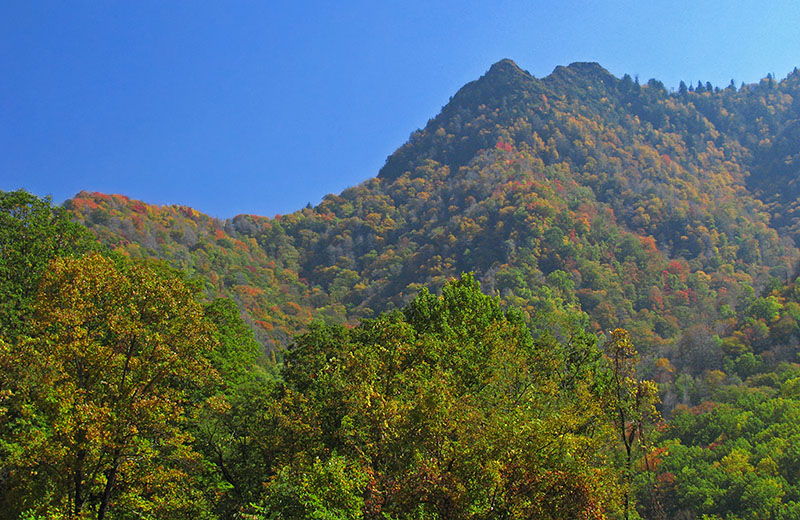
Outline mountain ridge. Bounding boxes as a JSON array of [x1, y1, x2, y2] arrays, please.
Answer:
[[15, 57, 800, 519], [67, 59, 800, 387]]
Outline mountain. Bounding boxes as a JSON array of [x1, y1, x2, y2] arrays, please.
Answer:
[[67, 59, 800, 387]]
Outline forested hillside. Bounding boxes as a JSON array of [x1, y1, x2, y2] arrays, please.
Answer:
[[69, 60, 800, 378], [8, 59, 800, 517], [0, 191, 645, 518]]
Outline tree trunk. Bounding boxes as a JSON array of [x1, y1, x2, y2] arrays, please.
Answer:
[[97, 452, 120, 520], [73, 437, 86, 517]]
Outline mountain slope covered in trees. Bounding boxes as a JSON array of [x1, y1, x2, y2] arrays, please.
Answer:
[[49, 59, 800, 517], [1, 191, 644, 518], [69, 60, 800, 376]]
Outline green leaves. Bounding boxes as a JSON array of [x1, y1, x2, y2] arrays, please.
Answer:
[[204, 297, 262, 387], [649, 365, 800, 519], [258, 455, 369, 520], [0, 189, 98, 340]]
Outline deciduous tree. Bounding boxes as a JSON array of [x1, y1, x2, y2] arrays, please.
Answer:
[[0, 254, 218, 518]]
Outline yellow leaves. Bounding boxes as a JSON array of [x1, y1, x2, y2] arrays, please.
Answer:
[[205, 394, 232, 415], [365, 212, 382, 227], [654, 357, 675, 374], [718, 449, 754, 475], [1, 252, 221, 513], [703, 370, 726, 388], [756, 456, 779, 476], [608, 328, 637, 359]]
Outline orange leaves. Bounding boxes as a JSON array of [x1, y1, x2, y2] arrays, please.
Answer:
[[495, 140, 513, 152], [179, 205, 200, 219], [79, 198, 100, 211], [674, 289, 692, 306], [639, 235, 658, 253], [286, 301, 306, 317], [255, 320, 274, 332], [236, 284, 264, 298], [667, 259, 688, 277]]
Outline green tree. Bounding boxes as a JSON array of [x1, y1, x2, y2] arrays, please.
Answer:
[[0, 190, 97, 340], [203, 297, 263, 387], [257, 455, 369, 520], [193, 298, 280, 518], [649, 366, 800, 519]]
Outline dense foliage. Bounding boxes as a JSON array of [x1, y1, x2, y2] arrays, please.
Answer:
[[643, 365, 800, 519], [65, 193, 313, 352], [1, 191, 656, 518], [0, 254, 218, 518], [8, 58, 800, 517], [68, 60, 800, 378], [0, 190, 98, 340], [261, 275, 624, 519]]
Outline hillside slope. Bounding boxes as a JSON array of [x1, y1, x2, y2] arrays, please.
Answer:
[[68, 60, 800, 380]]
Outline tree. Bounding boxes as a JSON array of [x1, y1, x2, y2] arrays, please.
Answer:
[[0, 189, 97, 340], [192, 298, 277, 518], [695, 81, 706, 93], [0, 254, 218, 518], [604, 328, 661, 520], [203, 297, 262, 387], [265, 275, 624, 519], [649, 367, 800, 519]]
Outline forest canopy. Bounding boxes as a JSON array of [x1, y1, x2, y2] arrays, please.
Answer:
[[7, 59, 800, 518]]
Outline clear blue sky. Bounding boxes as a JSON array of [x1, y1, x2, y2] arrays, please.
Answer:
[[3, 1, 800, 218]]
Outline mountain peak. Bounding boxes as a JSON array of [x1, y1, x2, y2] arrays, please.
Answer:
[[565, 61, 608, 74], [486, 58, 530, 78], [463, 58, 538, 95], [378, 59, 541, 180], [546, 61, 617, 93], [549, 61, 613, 80]]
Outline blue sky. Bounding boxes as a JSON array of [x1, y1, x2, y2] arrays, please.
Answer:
[[3, 1, 800, 217]]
